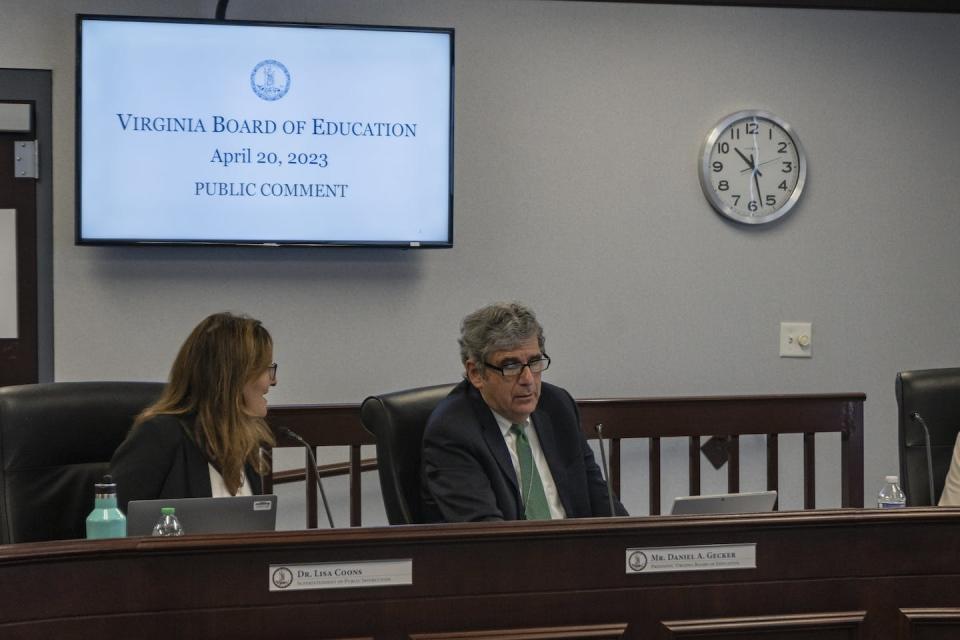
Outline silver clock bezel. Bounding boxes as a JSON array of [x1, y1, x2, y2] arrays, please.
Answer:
[[699, 110, 807, 225]]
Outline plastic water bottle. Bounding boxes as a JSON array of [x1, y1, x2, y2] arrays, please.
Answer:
[[152, 507, 185, 536], [85, 474, 127, 539], [877, 475, 907, 509]]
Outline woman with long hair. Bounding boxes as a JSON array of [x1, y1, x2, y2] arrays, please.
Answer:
[[111, 312, 277, 510]]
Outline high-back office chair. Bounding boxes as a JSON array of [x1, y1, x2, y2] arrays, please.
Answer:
[[360, 383, 456, 525], [896, 368, 960, 506], [0, 381, 164, 544]]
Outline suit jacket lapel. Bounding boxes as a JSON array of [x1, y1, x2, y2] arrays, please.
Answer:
[[173, 416, 215, 497], [467, 384, 520, 492], [481, 411, 521, 495], [246, 464, 264, 495]]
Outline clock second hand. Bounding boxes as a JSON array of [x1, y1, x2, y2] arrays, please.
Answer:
[[741, 157, 778, 173]]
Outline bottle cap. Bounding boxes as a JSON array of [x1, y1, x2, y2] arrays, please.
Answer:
[[885, 475, 898, 483], [161, 507, 176, 515], [94, 474, 117, 495]]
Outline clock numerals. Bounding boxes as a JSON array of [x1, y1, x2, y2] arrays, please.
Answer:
[[700, 110, 807, 225]]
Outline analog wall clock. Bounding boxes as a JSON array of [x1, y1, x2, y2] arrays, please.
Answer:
[[699, 110, 807, 225]]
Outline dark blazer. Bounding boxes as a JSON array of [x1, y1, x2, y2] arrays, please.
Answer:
[[110, 414, 263, 512], [421, 379, 627, 522]]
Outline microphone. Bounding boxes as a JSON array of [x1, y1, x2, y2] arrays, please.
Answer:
[[280, 427, 335, 528], [909, 412, 937, 505], [594, 423, 618, 517]]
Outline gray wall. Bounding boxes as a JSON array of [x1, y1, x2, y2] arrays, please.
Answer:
[[3, 0, 960, 527]]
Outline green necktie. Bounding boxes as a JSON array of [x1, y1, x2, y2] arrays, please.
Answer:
[[510, 424, 552, 520]]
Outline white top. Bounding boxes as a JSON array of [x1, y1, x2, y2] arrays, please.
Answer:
[[493, 411, 567, 519], [939, 432, 960, 506], [208, 464, 253, 498]]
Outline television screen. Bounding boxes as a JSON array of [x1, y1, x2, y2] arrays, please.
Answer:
[[76, 15, 453, 247]]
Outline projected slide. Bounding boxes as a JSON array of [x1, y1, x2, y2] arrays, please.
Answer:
[[78, 17, 453, 246]]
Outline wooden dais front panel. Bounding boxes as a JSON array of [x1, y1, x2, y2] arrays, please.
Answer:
[[1, 509, 957, 639]]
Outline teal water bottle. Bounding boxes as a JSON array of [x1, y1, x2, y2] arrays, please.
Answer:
[[85, 474, 127, 539]]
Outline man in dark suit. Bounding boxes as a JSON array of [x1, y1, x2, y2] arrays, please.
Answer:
[[421, 301, 627, 522]]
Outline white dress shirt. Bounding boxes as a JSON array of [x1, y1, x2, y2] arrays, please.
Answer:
[[209, 464, 253, 498]]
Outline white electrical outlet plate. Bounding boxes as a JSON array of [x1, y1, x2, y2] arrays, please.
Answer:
[[780, 322, 812, 358]]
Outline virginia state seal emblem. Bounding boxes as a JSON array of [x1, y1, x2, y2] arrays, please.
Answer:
[[251, 59, 291, 101]]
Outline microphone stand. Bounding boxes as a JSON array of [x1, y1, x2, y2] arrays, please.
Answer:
[[280, 427, 335, 528], [594, 423, 617, 516], [909, 412, 936, 505]]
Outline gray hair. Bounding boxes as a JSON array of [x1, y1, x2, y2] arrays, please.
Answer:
[[459, 301, 545, 372]]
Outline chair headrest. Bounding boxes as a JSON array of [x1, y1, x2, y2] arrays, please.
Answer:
[[360, 383, 456, 524], [0, 381, 165, 469]]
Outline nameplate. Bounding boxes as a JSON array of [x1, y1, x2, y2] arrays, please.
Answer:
[[625, 543, 756, 574], [269, 559, 412, 592]]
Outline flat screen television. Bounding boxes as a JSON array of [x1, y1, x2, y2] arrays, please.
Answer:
[[76, 15, 453, 247]]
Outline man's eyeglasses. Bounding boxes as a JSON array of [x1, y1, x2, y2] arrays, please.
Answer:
[[268, 363, 278, 382], [484, 356, 550, 378]]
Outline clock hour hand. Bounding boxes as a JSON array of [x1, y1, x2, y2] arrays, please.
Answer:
[[734, 147, 755, 170]]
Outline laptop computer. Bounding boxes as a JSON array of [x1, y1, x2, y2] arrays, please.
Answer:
[[126, 495, 278, 536], [670, 490, 778, 516]]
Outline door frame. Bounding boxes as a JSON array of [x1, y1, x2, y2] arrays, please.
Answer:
[[0, 69, 53, 383]]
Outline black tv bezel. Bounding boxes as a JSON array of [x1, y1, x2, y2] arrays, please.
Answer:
[[75, 14, 454, 249]]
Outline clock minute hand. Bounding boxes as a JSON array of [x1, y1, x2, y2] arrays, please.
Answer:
[[753, 169, 763, 203]]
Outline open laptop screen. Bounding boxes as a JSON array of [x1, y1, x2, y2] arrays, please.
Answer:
[[670, 490, 777, 516], [126, 495, 278, 536]]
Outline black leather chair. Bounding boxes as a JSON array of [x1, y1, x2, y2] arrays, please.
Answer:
[[360, 383, 456, 525], [896, 368, 960, 506], [0, 381, 164, 543]]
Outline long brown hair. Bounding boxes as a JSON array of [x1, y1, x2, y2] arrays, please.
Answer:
[[136, 312, 276, 494]]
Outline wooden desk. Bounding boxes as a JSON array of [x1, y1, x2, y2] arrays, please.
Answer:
[[1, 509, 957, 639]]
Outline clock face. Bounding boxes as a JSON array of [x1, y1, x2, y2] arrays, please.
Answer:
[[699, 110, 807, 225]]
